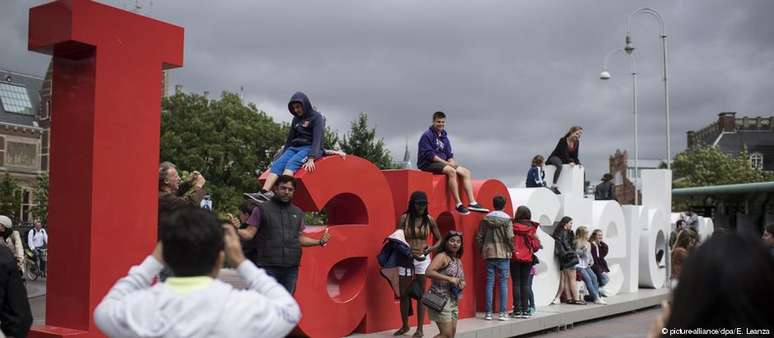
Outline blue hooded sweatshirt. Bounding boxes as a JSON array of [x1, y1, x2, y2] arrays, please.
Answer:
[[417, 126, 453, 169], [285, 92, 325, 159]]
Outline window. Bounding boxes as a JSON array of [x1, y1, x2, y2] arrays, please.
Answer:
[[21, 188, 35, 224], [750, 152, 764, 170], [0, 82, 34, 114]]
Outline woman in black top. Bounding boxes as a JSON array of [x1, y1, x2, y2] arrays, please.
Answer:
[[551, 216, 582, 305], [547, 126, 583, 194]]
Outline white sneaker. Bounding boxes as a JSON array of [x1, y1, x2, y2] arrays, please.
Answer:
[[497, 312, 509, 321], [599, 288, 609, 297], [594, 298, 608, 305], [484, 313, 493, 320]]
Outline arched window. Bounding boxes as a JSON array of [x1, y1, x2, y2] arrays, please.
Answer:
[[750, 152, 764, 170]]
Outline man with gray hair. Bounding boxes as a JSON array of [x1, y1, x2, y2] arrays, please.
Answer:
[[158, 161, 207, 220]]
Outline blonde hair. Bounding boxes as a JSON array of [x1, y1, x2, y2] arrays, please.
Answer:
[[575, 226, 590, 250]]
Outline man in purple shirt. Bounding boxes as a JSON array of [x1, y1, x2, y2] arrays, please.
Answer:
[[235, 175, 331, 293], [418, 111, 489, 215]]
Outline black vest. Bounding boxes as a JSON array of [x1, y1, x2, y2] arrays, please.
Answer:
[[253, 199, 304, 267]]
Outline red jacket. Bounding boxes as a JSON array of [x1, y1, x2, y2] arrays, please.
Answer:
[[512, 220, 541, 263]]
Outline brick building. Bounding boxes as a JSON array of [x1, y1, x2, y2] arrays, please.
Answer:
[[687, 112, 774, 170], [0, 63, 52, 223]]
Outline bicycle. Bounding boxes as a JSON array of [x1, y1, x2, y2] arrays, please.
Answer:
[[24, 248, 47, 281]]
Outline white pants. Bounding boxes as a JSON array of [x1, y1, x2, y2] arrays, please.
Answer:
[[398, 256, 431, 276]]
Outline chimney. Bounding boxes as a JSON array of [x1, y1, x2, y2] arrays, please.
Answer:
[[686, 130, 696, 148], [174, 85, 183, 94], [718, 112, 737, 133]]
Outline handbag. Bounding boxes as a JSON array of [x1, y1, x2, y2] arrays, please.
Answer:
[[421, 289, 448, 312]]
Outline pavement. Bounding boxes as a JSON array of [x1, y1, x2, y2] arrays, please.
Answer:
[[522, 306, 661, 338], [25, 279, 46, 326]]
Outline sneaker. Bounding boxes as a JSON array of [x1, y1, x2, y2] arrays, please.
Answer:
[[550, 298, 561, 305], [521, 310, 532, 318], [594, 298, 608, 305], [527, 307, 536, 316], [468, 203, 489, 213], [244, 190, 273, 203], [508, 311, 521, 318], [599, 288, 609, 297], [550, 186, 561, 195], [497, 312, 509, 321], [484, 313, 493, 321], [456, 204, 470, 215]]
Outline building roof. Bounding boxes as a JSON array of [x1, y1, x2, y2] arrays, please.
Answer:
[[716, 131, 774, 154], [0, 69, 44, 127]]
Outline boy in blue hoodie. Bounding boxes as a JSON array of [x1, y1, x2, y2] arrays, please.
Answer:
[[246, 92, 324, 202], [418, 111, 488, 215]]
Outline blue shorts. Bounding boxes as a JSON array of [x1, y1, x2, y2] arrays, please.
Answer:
[[270, 146, 311, 174]]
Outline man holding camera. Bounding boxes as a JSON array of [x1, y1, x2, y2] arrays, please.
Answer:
[[95, 207, 301, 338], [158, 161, 207, 219]]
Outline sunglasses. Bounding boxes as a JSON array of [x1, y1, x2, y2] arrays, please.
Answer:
[[449, 230, 463, 237]]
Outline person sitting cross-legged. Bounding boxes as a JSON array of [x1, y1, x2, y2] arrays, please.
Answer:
[[417, 111, 489, 215], [94, 207, 301, 338]]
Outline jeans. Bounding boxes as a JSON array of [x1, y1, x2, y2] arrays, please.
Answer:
[[261, 266, 300, 294], [546, 156, 564, 184], [270, 146, 311, 175], [528, 272, 535, 309], [597, 272, 609, 288], [510, 261, 531, 312], [578, 267, 600, 301], [34, 248, 46, 275], [485, 259, 510, 313]]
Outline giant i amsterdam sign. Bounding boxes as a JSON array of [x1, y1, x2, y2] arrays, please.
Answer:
[[28, 1, 701, 337]]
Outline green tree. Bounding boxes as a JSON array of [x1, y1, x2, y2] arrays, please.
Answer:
[[0, 173, 22, 223], [32, 173, 48, 223], [672, 145, 774, 188], [160, 92, 286, 214], [340, 113, 393, 169]]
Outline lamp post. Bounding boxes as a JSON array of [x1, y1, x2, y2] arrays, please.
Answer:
[[600, 48, 639, 205], [626, 7, 671, 169]]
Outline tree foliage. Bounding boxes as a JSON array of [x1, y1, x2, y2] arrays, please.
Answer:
[[160, 95, 396, 215], [32, 173, 48, 223], [340, 113, 393, 169], [0, 173, 21, 223], [672, 145, 774, 188], [160, 92, 286, 214]]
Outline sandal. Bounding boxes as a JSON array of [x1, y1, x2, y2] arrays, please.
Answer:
[[393, 327, 410, 336], [412, 330, 424, 338], [571, 299, 587, 305]]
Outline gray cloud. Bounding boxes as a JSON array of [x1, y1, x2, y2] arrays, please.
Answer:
[[2, 0, 773, 188]]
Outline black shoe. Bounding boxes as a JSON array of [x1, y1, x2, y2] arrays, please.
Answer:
[[456, 204, 470, 215], [244, 191, 273, 203], [550, 186, 561, 195], [468, 203, 489, 213]]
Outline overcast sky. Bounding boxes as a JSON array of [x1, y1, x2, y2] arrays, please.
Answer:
[[2, 0, 773, 187]]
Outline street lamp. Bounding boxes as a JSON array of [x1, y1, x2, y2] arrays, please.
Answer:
[[626, 7, 671, 169], [600, 48, 639, 205]]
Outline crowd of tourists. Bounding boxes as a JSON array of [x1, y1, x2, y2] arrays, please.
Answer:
[[3, 92, 774, 338]]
